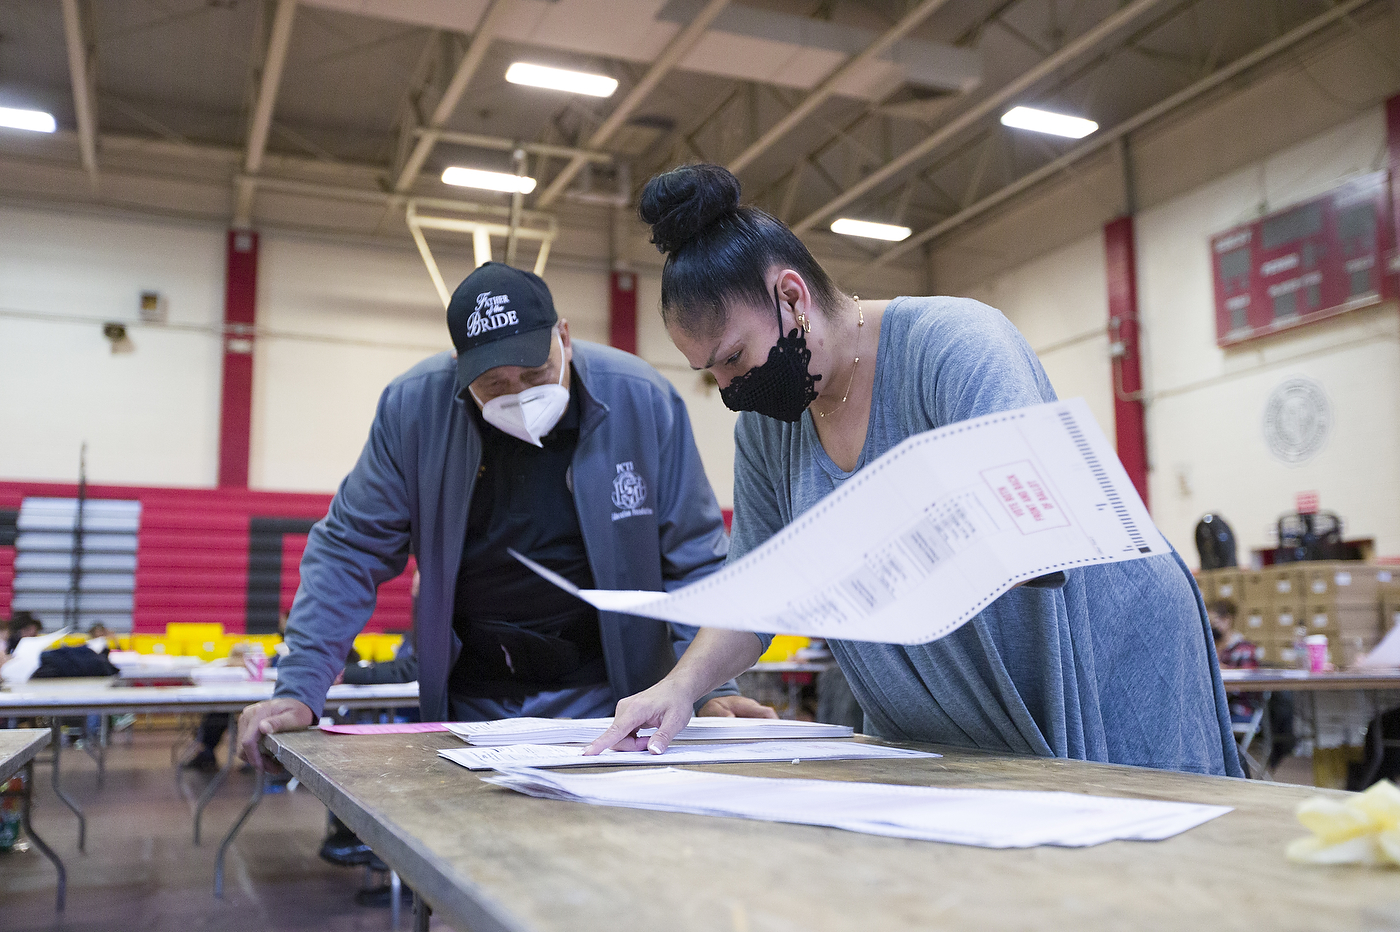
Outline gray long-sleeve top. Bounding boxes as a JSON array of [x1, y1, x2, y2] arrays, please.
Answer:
[[729, 297, 1243, 777]]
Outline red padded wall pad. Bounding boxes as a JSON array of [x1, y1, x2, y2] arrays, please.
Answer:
[[0, 480, 413, 634]]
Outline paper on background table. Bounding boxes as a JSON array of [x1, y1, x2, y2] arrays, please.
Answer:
[[483, 767, 1232, 848], [439, 740, 938, 770], [446, 717, 853, 746], [320, 722, 450, 735], [512, 398, 1167, 645], [1354, 623, 1400, 669]]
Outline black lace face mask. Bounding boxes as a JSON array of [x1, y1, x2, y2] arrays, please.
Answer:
[[719, 286, 822, 422]]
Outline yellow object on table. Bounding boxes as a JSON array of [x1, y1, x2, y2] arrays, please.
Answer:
[[166, 622, 224, 640], [1287, 780, 1400, 867], [758, 635, 810, 663]]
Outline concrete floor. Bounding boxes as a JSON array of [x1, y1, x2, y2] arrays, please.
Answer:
[[0, 726, 443, 932]]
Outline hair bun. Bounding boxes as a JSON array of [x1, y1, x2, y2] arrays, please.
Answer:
[[639, 163, 741, 254]]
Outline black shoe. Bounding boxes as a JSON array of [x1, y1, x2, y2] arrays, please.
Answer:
[[182, 749, 219, 773], [319, 828, 374, 867], [354, 883, 414, 908]]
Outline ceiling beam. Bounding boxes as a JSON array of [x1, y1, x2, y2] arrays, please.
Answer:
[[727, 0, 954, 175], [535, 0, 731, 209], [793, 0, 1171, 234], [234, 0, 298, 227], [425, 129, 615, 164], [857, 0, 1374, 275], [59, 0, 99, 189], [393, 0, 513, 194]]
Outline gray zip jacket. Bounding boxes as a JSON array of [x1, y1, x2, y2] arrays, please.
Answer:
[[274, 340, 734, 721]]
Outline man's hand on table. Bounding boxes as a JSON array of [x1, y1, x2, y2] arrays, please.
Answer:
[[698, 695, 778, 719], [238, 698, 315, 772]]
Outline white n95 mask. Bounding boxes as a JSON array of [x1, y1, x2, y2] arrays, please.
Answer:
[[469, 332, 569, 447]]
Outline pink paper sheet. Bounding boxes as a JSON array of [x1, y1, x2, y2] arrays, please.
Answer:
[[319, 722, 450, 735]]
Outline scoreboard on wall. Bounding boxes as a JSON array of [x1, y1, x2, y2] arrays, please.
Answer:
[[1210, 171, 1397, 347]]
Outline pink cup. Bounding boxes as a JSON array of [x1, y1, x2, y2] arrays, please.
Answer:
[[243, 653, 267, 682], [1304, 634, 1328, 673]]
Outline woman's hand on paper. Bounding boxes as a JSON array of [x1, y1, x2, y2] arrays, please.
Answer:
[[237, 697, 315, 772], [585, 679, 698, 756], [587, 628, 771, 756]]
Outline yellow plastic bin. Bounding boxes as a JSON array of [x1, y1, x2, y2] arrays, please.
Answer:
[[758, 635, 810, 663]]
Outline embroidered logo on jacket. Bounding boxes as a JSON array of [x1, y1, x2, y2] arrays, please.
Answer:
[[610, 461, 653, 520], [465, 291, 519, 337]]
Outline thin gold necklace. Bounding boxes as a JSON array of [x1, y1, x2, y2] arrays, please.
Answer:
[[816, 296, 864, 419]]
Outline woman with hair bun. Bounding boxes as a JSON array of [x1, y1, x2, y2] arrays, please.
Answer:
[[587, 163, 1242, 778]]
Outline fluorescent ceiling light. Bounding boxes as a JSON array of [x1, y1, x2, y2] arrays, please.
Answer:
[[830, 218, 912, 242], [442, 167, 537, 194], [0, 107, 57, 133], [506, 62, 618, 98], [1000, 106, 1097, 139]]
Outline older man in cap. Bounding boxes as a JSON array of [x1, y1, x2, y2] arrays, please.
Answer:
[[239, 263, 771, 764]]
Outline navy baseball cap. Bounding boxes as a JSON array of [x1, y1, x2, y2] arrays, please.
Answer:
[[447, 262, 558, 390]]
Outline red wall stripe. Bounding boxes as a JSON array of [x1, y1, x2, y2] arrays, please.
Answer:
[[1104, 216, 1150, 511], [609, 270, 638, 354], [218, 229, 258, 489], [0, 479, 412, 635]]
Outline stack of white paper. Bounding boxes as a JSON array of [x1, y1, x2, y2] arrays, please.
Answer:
[[482, 767, 1232, 848], [447, 717, 853, 746], [440, 740, 937, 771]]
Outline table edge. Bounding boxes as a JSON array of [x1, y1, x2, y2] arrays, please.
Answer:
[[0, 729, 51, 785]]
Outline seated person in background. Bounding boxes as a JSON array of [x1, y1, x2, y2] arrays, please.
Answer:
[[186, 614, 290, 772], [6, 613, 41, 653], [239, 262, 772, 769], [341, 572, 418, 688], [1208, 598, 1296, 768], [1208, 599, 1258, 723]]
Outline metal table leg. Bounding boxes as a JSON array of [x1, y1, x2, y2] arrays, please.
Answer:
[[391, 869, 402, 930], [194, 713, 240, 845], [18, 760, 67, 912], [413, 890, 431, 932], [47, 721, 85, 853], [213, 770, 265, 898], [1360, 690, 1387, 789]]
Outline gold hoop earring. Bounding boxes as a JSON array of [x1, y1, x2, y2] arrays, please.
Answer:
[[796, 313, 810, 333]]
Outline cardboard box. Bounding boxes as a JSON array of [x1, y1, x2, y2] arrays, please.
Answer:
[[1266, 567, 1305, 603], [1268, 602, 1305, 637], [1302, 603, 1382, 638], [1330, 632, 1380, 670], [1238, 604, 1269, 636], [1302, 563, 1395, 607], [1215, 571, 1243, 602], [1383, 592, 1400, 632], [1240, 571, 1271, 606], [1197, 569, 1243, 603], [1253, 640, 1300, 668]]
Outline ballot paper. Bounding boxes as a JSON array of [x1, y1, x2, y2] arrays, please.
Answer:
[[512, 398, 1166, 645], [439, 740, 937, 770], [320, 722, 451, 735], [447, 717, 853, 746], [483, 767, 1232, 848]]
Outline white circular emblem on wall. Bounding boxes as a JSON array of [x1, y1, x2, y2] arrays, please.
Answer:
[[1262, 377, 1330, 465]]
